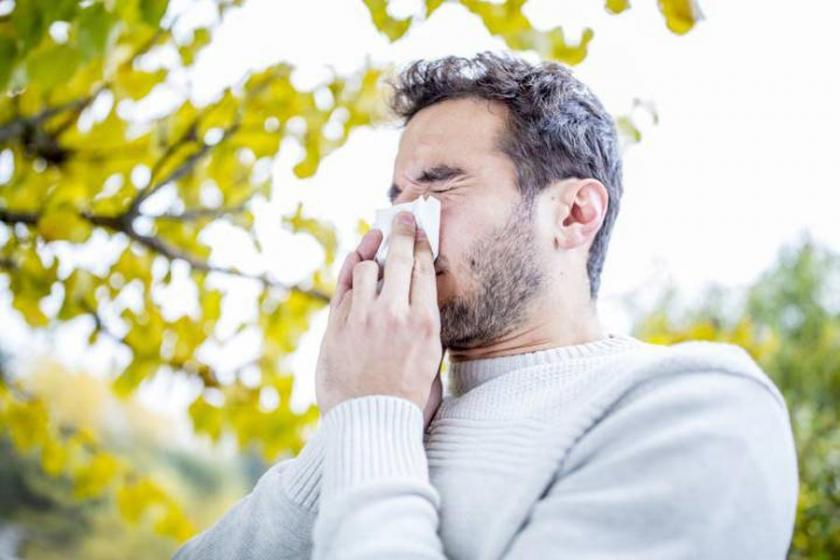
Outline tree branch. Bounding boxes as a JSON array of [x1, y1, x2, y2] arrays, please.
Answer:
[[0, 86, 106, 144], [152, 205, 248, 221], [0, 208, 38, 225], [0, 21, 169, 146], [86, 304, 222, 388], [125, 121, 240, 219], [0, 207, 331, 303]]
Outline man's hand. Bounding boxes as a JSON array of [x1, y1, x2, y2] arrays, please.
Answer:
[[315, 211, 444, 430]]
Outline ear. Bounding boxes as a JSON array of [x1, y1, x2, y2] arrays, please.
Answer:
[[551, 178, 608, 251]]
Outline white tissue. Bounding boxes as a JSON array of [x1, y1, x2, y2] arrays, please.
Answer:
[[372, 195, 441, 267]]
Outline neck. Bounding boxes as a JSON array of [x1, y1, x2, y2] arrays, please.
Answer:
[[446, 295, 605, 363]]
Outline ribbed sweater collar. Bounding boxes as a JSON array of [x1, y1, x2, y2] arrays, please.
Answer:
[[448, 332, 645, 397]]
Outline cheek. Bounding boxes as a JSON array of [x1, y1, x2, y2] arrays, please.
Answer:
[[437, 207, 455, 257], [437, 209, 473, 267]]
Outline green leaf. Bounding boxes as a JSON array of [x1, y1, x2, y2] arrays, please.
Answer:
[[11, 0, 48, 54], [27, 43, 81, 90], [616, 115, 642, 144], [0, 36, 18, 91], [77, 3, 115, 61], [43, 0, 78, 23], [139, 0, 169, 27]]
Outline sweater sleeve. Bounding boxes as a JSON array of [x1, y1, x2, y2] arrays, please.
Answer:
[[503, 370, 799, 560], [171, 426, 325, 560], [312, 395, 446, 559]]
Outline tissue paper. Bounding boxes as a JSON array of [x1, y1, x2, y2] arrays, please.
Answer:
[[372, 195, 441, 267]]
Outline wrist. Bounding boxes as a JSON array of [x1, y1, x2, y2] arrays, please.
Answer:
[[320, 395, 429, 502]]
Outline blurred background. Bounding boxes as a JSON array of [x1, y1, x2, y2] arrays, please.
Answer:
[[0, 0, 838, 558]]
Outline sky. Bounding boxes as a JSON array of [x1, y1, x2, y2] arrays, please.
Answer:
[[2, 0, 839, 449]]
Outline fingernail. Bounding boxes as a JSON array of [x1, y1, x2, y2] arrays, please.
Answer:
[[397, 211, 414, 226], [416, 227, 426, 240]]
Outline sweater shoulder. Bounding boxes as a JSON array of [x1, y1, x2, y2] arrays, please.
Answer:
[[550, 338, 795, 472], [541, 338, 793, 467], [540, 341, 799, 558], [600, 338, 787, 410]]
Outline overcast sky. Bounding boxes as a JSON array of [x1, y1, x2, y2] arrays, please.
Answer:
[[2, 0, 838, 447]]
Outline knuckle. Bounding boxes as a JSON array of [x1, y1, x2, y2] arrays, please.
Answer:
[[381, 303, 406, 325], [416, 312, 439, 336], [348, 306, 370, 326], [354, 259, 377, 275]]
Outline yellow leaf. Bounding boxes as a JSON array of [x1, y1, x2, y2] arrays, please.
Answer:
[[605, 0, 630, 15], [5, 399, 50, 451], [117, 478, 167, 523], [154, 503, 197, 542], [188, 395, 224, 442], [37, 207, 93, 243], [12, 290, 50, 327], [658, 0, 703, 35], [41, 436, 68, 476], [114, 67, 167, 100], [112, 359, 158, 398], [547, 27, 594, 66], [201, 289, 223, 323], [426, 0, 445, 17], [362, 0, 412, 42], [356, 218, 371, 236], [73, 452, 121, 499]]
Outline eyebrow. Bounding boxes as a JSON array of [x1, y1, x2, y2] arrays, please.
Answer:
[[388, 164, 468, 201]]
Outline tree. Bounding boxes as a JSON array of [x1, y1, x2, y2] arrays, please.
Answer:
[[0, 0, 703, 547]]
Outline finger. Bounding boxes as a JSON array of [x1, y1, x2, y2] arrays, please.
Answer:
[[409, 225, 438, 310], [380, 210, 416, 305], [331, 229, 383, 314], [351, 260, 379, 311]]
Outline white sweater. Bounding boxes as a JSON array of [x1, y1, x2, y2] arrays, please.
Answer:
[[173, 332, 799, 559]]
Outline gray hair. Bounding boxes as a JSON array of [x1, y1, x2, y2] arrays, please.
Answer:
[[385, 51, 623, 302]]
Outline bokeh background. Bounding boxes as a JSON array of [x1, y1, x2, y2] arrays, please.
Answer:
[[1, 0, 838, 558]]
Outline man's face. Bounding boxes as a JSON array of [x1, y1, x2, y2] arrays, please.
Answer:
[[390, 97, 546, 351]]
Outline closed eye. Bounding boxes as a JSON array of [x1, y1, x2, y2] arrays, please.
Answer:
[[388, 185, 455, 203], [388, 184, 402, 202]]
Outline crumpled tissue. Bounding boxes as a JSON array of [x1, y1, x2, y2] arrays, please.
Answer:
[[372, 195, 441, 267]]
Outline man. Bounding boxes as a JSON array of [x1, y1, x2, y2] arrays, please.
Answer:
[[174, 51, 798, 559]]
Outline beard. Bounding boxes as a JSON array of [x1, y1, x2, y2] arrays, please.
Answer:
[[439, 194, 546, 350]]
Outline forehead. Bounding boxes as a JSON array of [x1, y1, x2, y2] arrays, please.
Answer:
[[394, 97, 509, 174]]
